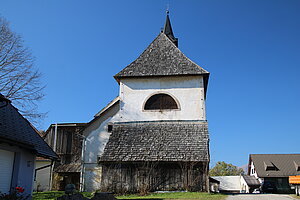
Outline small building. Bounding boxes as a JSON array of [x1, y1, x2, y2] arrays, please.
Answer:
[[212, 176, 241, 193], [211, 175, 260, 193], [42, 123, 86, 191], [248, 154, 300, 193], [0, 94, 57, 197]]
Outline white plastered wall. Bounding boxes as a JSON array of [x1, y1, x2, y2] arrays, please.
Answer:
[[250, 162, 258, 179], [115, 76, 206, 122], [34, 160, 51, 191], [249, 161, 263, 183], [240, 176, 250, 193], [82, 103, 119, 192]]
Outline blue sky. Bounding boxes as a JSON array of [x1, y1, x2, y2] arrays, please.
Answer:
[[1, 0, 299, 168]]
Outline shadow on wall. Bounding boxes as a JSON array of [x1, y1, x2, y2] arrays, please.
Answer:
[[124, 76, 203, 90]]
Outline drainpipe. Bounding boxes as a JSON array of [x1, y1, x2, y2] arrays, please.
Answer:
[[53, 124, 58, 152], [79, 134, 86, 192], [50, 124, 58, 190]]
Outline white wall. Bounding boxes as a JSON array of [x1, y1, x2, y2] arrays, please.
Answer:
[[82, 102, 119, 192], [34, 160, 51, 191], [83, 119, 112, 192], [249, 162, 258, 179], [212, 176, 241, 192], [240, 176, 250, 193], [116, 76, 206, 122], [249, 161, 263, 183]]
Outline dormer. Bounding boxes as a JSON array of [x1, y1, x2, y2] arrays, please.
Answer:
[[264, 161, 278, 171], [294, 160, 300, 171]]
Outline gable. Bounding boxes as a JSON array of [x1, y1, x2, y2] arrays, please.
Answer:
[[114, 33, 209, 79]]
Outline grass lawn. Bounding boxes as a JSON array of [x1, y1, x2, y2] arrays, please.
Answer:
[[291, 195, 300, 199], [32, 191, 93, 200], [33, 191, 226, 200], [117, 192, 227, 200]]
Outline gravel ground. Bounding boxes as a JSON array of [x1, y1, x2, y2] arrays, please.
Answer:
[[226, 194, 296, 200]]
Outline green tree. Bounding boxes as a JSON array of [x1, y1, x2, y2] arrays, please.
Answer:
[[209, 161, 244, 176]]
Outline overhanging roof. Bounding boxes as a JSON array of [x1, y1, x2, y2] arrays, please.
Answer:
[[242, 175, 260, 186], [0, 98, 57, 159]]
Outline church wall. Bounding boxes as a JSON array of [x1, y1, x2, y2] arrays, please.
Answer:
[[82, 102, 119, 192], [116, 76, 206, 122]]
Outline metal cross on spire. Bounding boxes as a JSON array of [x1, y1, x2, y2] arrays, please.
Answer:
[[163, 9, 178, 47]]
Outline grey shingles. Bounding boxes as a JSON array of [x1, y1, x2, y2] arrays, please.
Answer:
[[114, 32, 209, 79], [250, 154, 300, 177], [0, 99, 57, 159], [99, 121, 209, 162]]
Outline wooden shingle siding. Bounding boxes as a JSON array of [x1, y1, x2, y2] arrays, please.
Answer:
[[100, 162, 209, 193], [100, 121, 209, 162]]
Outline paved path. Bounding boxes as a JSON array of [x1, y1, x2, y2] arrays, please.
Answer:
[[226, 194, 296, 200]]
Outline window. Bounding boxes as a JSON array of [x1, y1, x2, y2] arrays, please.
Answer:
[[107, 124, 113, 133], [144, 93, 178, 110]]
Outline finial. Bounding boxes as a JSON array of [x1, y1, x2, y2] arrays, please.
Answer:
[[166, 4, 169, 15], [163, 8, 178, 47]]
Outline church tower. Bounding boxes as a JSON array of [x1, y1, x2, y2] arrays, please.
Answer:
[[83, 12, 210, 193]]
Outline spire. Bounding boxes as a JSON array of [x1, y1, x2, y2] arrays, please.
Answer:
[[163, 10, 178, 47]]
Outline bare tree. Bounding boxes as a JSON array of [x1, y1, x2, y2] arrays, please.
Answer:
[[0, 16, 45, 123]]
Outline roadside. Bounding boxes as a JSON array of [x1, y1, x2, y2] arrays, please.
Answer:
[[225, 194, 296, 200], [118, 192, 226, 200], [33, 192, 227, 200]]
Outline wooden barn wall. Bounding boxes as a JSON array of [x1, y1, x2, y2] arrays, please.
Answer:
[[100, 162, 208, 193], [45, 126, 84, 165]]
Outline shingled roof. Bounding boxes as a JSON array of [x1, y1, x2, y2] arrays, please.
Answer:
[[114, 14, 210, 96], [0, 97, 57, 159], [115, 32, 209, 80], [249, 154, 300, 177], [99, 120, 209, 162]]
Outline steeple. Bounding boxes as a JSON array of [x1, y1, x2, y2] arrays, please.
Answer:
[[163, 10, 178, 47]]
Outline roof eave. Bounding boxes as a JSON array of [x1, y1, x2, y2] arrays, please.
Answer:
[[114, 73, 209, 81], [0, 94, 11, 103]]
